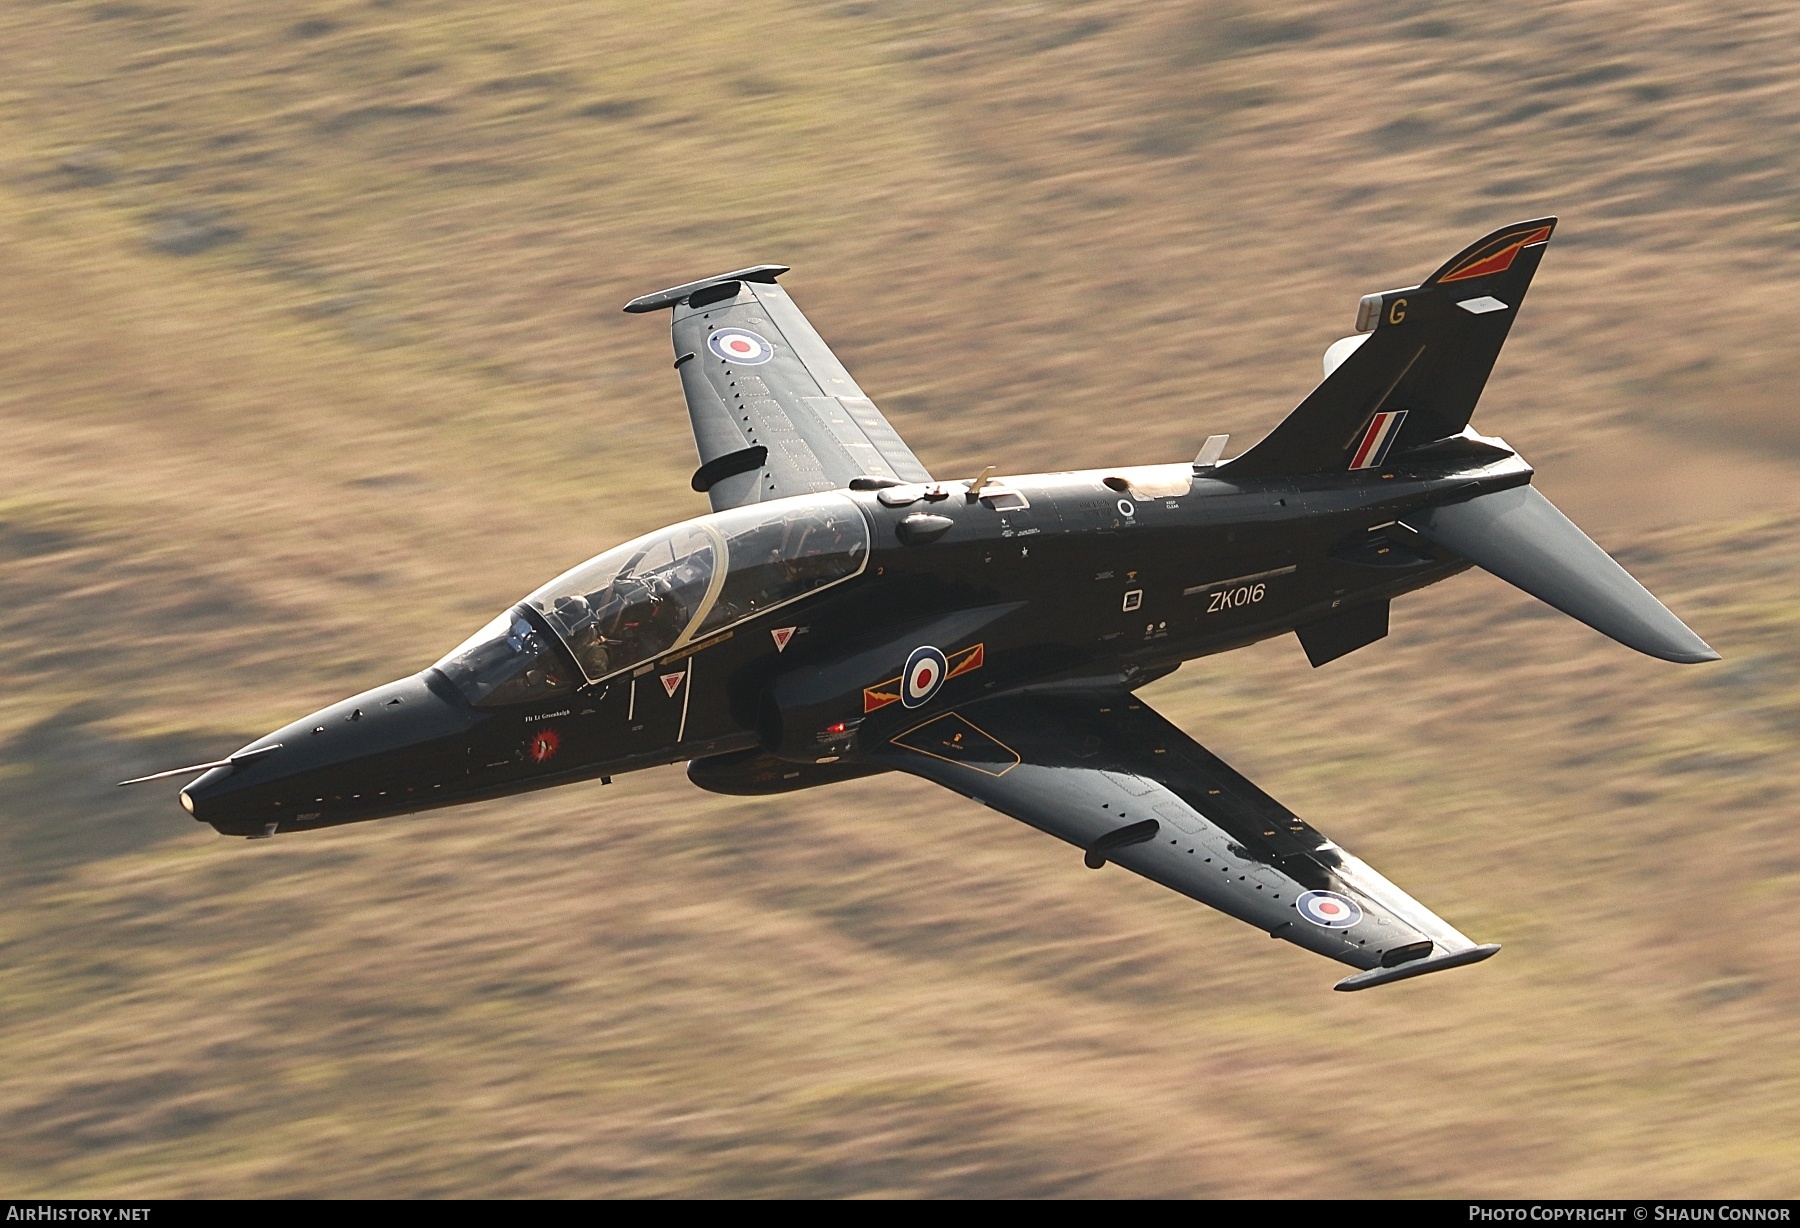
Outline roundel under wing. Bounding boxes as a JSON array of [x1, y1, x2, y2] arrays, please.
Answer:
[[902, 645, 949, 709], [1296, 890, 1362, 929]]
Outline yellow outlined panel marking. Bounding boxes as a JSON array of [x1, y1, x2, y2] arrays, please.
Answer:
[[890, 711, 1021, 777]]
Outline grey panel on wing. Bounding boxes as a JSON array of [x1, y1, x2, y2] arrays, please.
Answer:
[[670, 279, 932, 509], [753, 282, 931, 483], [868, 689, 1494, 988], [802, 398, 903, 482], [677, 360, 749, 463]]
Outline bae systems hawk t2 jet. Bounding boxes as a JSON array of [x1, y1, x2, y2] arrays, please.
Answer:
[[130, 218, 1718, 990]]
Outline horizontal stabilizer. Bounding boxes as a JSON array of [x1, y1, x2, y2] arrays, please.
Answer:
[[1406, 484, 1718, 664]]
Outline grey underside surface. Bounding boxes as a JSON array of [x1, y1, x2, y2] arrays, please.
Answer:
[[1407, 484, 1718, 664], [868, 688, 1491, 985], [671, 281, 932, 510]]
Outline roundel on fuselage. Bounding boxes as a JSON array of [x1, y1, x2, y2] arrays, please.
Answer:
[[901, 645, 949, 709]]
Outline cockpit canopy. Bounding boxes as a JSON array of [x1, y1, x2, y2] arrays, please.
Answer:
[[434, 494, 870, 707]]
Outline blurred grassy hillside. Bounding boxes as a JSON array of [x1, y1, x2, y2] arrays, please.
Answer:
[[1, 0, 1798, 1197]]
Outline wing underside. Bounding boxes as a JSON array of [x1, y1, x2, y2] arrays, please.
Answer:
[[626, 268, 931, 511], [867, 689, 1496, 991]]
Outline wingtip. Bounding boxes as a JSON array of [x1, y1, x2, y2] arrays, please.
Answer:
[[622, 264, 791, 314], [1647, 637, 1721, 664], [1333, 943, 1501, 992]]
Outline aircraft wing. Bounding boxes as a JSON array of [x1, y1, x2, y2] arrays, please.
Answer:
[[866, 688, 1497, 990], [625, 267, 933, 511]]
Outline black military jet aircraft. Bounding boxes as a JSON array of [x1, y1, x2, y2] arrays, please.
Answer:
[[130, 218, 1717, 990]]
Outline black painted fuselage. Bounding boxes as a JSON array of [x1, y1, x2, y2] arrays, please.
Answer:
[[183, 444, 1529, 839]]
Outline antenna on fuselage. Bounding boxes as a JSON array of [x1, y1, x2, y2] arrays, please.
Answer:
[[1194, 435, 1229, 468]]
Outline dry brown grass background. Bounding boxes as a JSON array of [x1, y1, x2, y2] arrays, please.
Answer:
[[2, 0, 1798, 1197]]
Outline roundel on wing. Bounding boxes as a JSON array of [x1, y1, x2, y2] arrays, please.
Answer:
[[707, 327, 774, 365], [1296, 889, 1362, 929], [901, 645, 949, 709]]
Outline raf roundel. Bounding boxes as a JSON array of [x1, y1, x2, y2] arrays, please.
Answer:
[[901, 645, 950, 709], [1296, 890, 1362, 929], [707, 327, 774, 365]]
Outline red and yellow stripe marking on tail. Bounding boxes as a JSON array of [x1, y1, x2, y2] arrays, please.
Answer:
[[1437, 224, 1553, 283]]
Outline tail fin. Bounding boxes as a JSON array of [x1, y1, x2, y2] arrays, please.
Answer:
[[1228, 218, 1557, 477]]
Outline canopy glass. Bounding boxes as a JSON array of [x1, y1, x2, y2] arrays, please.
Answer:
[[434, 494, 869, 706]]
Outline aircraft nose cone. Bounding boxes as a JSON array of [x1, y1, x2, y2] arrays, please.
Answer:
[[184, 671, 475, 837]]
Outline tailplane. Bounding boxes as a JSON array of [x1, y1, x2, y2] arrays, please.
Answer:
[[1228, 218, 1556, 477], [1405, 484, 1718, 664]]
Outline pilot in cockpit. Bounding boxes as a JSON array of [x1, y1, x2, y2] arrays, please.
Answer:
[[549, 592, 602, 673], [551, 559, 693, 678]]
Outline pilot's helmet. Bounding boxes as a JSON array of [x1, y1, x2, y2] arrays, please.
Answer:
[[552, 593, 594, 633]]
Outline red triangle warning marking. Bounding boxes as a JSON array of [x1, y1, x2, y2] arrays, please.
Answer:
[[660, 671, 686, 697], [771, 626, 796, 652]]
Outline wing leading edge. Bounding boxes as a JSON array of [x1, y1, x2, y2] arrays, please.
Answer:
[[867, 689, 1497, 991], [625, 268, 932, 511]]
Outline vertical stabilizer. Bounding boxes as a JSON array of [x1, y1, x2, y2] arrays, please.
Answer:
[[1228, 218, 1556, 477]]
